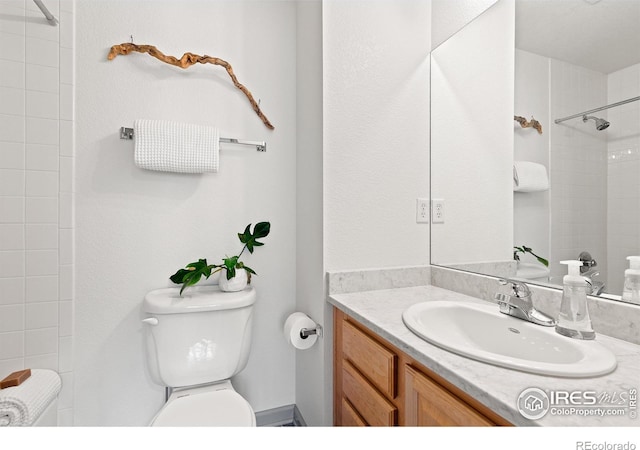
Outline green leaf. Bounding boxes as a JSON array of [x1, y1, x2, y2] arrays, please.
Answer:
[[238, 224, 251, 244], [536, 256, 549, 267], [252, 222, 271, 239], [170, 268, 192, 284], [222, 256, 238, 280], [237, 222, 271, 254], [243, 265, 256, 275], [169, 259, 214, 295], [223, 256, 238, 270], [180, 271, 203, 295]]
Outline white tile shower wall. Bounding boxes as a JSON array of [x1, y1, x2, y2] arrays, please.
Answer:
[[549, 59, 608, 285], [0, 0, 74, 425], [607, 62, 640, 294]]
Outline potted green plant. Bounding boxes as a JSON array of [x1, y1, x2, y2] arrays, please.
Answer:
[[513, 245, 548, 267], [170, 221, 271, 295]]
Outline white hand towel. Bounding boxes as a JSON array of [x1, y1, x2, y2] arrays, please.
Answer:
[[0, 369, 61, 426], [513, 161, 549, 192], [134, 119, 220, 173]]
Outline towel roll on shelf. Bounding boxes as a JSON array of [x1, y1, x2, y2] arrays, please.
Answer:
[[0, 369, 61, 426], [513, 161, 549, 193]]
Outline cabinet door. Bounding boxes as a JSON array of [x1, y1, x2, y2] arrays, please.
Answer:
[[405, 365, 494, 426], [342, 320, 397, 398], [343, 361, 397, 426], [341, 397, 367, 426]]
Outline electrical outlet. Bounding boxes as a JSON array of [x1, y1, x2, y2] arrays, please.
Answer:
[[416, 198, 429, 223], [432, 199, 445, 223]]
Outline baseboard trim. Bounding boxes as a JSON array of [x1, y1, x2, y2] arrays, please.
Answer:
[[292, 404, 306, 426], [255, 404, 306, 427]]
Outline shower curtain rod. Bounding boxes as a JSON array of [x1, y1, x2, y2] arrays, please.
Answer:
[[33, 0, 58, 26], [554, 95, 640, 124]]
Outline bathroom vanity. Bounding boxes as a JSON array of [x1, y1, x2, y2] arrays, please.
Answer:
[[334, 308, 511, 426], [329, 283, 640, 427]]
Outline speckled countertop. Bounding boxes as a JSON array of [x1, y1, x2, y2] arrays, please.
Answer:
[[328, 285, 640, 427]]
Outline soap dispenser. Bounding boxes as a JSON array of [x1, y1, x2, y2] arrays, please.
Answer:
[[555, 260, 595, 340], [622, 256, 640, 305]]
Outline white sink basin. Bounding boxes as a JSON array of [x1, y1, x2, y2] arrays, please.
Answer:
[[402, 301, 617, 378]]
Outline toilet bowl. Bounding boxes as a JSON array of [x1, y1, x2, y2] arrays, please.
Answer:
[[150, 381, 255, 427], [142, 285, 257, 427]]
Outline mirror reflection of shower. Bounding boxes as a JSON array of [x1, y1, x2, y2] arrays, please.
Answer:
[[583, 115, 610, 131]]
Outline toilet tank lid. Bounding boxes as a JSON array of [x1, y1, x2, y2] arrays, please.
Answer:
[[516, 262, 550, 279], [143, 285, 256, 314]]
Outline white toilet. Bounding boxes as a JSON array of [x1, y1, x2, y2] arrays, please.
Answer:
[[142, 284, 257, 426], [516, 262, 551, 283]]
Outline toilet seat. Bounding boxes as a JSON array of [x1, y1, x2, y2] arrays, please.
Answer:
[[151, 387, 256, 427]]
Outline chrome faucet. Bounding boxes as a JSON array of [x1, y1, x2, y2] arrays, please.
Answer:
[[578, 252, 606, 296], [584, 274, 606, 296], [494, 278, 556, 327]]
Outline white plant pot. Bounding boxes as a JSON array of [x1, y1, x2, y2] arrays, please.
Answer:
[[218, 269, 248, 292]]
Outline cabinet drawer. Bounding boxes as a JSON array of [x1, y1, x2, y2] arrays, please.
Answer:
[[342, 320, 397, 398], [343, 361, 397, 426], [405, 365, 494, 426], [341, 397, 367, 426]]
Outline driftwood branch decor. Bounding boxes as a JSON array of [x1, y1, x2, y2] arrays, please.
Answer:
[[514, 115, 542, 134], [107, 43, 274, 130]]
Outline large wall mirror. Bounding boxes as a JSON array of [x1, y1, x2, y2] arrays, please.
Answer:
[[431, 0, 640, 304]]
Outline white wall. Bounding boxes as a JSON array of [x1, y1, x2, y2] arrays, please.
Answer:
[[0, 0, 75, 425], [323, 0, 431, 273], [513, 49, 550, 269], [75, 0, 297, 425], [430, 0, 497, 50], [320, 1, 430, 426], [295, 0, 325, 426], [430, 0, 514, 266]]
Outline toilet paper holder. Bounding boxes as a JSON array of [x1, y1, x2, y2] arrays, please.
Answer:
[[300, 324, 323, 339]]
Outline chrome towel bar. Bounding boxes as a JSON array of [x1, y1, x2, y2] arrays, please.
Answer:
[[119, 127, 266, 152]]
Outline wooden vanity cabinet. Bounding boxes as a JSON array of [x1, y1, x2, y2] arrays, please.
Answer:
[[333, 308, 511, 426]]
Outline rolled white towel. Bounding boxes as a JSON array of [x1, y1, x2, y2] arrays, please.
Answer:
[[134, 119, 220, 173], [0, 369, 61, 426], [513, 161, 549, 192]]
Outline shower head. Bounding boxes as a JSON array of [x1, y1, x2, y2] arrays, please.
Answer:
[[583, 115, 610, 131]]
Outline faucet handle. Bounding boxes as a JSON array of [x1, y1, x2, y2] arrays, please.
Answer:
[[494, 292, 513, 314], [496, 279, 555, 327], [498, 278, 531, 298]]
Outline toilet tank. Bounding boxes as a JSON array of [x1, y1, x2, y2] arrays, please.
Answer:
[[143, 285, 256, 388]]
